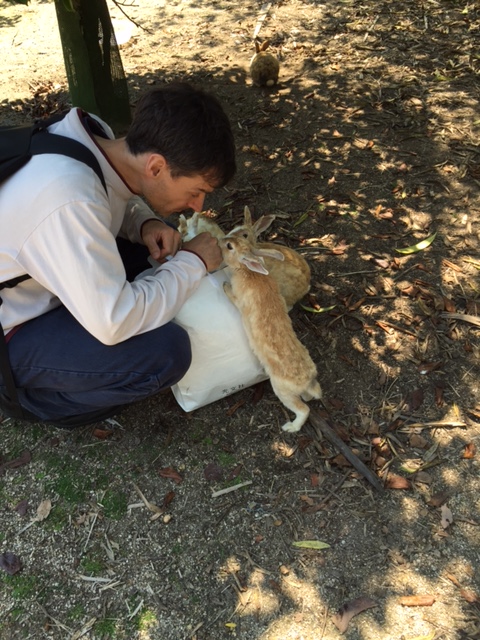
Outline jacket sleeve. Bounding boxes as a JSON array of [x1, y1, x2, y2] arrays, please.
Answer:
[[120, 196, 162, 244], [16, 198, 206, 345]]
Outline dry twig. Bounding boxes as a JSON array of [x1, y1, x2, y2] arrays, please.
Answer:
[[309, 408, 384, 492]]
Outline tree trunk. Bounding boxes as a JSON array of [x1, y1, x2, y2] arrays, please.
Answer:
[[54, 0, 131, 132]]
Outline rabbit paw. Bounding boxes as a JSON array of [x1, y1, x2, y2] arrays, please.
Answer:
[[281, 421, 301, 433]]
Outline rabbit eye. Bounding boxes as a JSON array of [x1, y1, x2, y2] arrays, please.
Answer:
[[242, 232, 248, 238], [226, 241, 233, 250]]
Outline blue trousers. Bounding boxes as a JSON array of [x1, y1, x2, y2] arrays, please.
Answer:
[[1, 240, 191, 421]]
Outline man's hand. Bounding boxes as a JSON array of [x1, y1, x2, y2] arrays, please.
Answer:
[[183, 232, 223, 272], [141, 219, 182, 262]]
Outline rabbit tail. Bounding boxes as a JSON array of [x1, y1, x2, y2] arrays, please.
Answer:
[[301, 378, 322, 402]]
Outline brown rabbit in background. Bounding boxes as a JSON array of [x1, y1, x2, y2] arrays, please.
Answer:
[[250, 40, 280, 87], [220, 235, 322, 433], [227, 206, 311, 309]]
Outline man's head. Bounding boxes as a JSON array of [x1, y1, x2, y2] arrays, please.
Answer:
[[126, 83, 236, 213]]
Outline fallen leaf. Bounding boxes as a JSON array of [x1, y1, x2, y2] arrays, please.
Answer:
[[373, 258, 390, 269], [386, 473, 411, 490], [395, 231, 437, 254], [161, 491, 175, 509], [158, 467, 183, 484], [399, 595, 436, 607], [427, 490, 452, 507], [462, 443, 476, 459], [292, 540, 330, 550], [92, 427, 114, 440], [332, 596, 377, 633], [405, 389, 424, 412], [410, 434, 428, 449], [443, 296, 456, 312], [293, 211, 309, 227], [0, 450, 32, 475], [417, 361, 443, 375], [204, 462, 224, 482], [400, 284, 420, 298], [400, 459, 423, 474], [15, 499, 29, 517], [331, 453, 352, 470], [441, 504, 453, 529], [331, 241, 348, 255], [0, 552, 22, 575], [226, 398, 246, 416], [446, 574, 480, 604], [310, 473, 320, 488], [226, 464, 243, 482], [36, 499, 52, 522], [459, 588, 480, 604], [300, 304, 336, 314], [414, 471, 432, 484]]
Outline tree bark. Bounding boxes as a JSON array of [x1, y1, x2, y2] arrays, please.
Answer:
[[54, 0, 131, 131]]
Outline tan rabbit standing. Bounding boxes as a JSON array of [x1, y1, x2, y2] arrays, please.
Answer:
[[220, 235, 322, 433], [227, 206, 311, 309], [250, 40, 280, 87]]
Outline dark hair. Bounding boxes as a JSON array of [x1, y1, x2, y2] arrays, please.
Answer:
[[126, 83, 236, 187]]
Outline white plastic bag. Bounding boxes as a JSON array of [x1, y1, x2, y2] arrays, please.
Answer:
[[171, 269, 267, 411]]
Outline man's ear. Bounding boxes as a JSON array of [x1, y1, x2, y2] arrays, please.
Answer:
[[145, 153, 167, 178]]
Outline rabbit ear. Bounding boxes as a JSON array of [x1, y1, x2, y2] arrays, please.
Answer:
[[254, 247, 285, 261], [253, 214, 276, 237], [240, 254, 269, 275], [178, 214, 188, 235], [243, 206, 252, 226]]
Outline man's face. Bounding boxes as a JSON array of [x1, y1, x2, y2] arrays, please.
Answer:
[[142, 157, 215, 216]]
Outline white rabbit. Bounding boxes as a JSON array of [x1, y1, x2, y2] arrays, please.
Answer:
[[178, 211, 225, 241], [227, 206, 311, 309], [220, 235, 322, 433]]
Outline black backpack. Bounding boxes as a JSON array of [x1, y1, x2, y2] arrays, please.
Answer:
[[0, 113, 107, 421]]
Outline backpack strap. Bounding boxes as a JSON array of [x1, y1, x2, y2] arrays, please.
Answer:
[[0, 120, 107, 293], [30, 129, 107, 192], [0, 275, 31, 292]]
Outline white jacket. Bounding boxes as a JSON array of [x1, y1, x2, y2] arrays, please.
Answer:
[[0, 108, 206, 344]]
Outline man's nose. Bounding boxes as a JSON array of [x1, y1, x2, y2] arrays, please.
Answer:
[[188, 193, 206, 211]]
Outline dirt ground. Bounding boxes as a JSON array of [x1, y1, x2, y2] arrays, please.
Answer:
[[1, 0, 480, 639]]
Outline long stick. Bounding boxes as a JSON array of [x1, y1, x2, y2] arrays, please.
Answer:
[[309, 408, 384, 492]]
